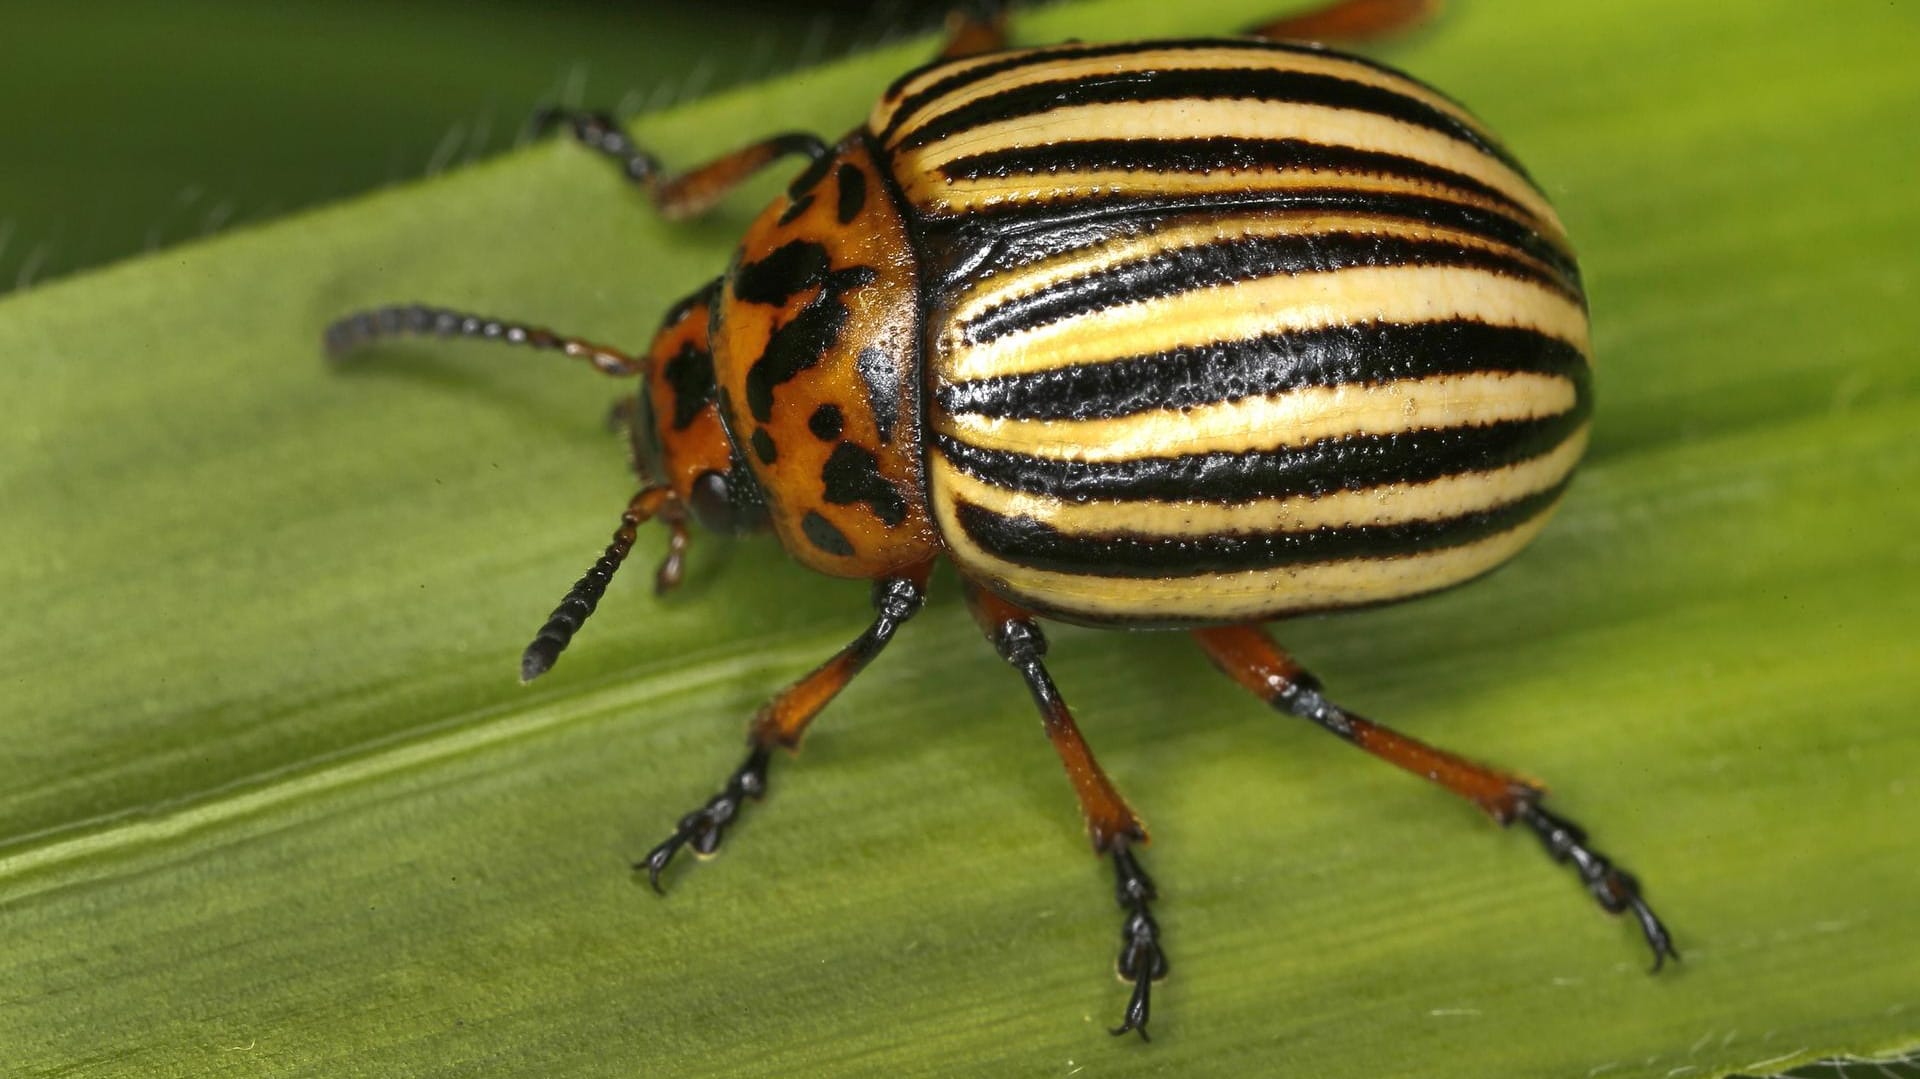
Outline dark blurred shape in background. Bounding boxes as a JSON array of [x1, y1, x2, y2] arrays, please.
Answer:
[[0, 0, 965, 294]]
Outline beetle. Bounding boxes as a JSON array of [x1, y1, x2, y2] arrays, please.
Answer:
[[325, 0, 1676, 1039]]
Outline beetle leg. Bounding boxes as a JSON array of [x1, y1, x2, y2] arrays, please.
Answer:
[[531, 108, 828, 221], [637, 566, 932, 892], [606, 395, 647, 476], [1246, 0, 1440, 44], [1192, 625, 1679, 971], [964, 583, 1166, 1041], [324, 302, 643, 377], [938, 0, 1009, 60], [652, 508, 692, 596]]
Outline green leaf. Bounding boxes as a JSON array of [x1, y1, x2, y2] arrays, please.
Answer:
[[3, 1, 1915, 1076]]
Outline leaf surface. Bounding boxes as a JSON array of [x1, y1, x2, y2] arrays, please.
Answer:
[[2, 2, 1916, 1076]]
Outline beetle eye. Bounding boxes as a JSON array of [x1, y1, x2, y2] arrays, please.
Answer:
[[688, 469, 736, 532]]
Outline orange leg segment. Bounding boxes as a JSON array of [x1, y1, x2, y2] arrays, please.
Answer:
[[939, 0, 1010, 60], [1192, 624, 1678, 970], [1247, 0, 1441, 45], [636, 565, 933, 892], [964, 586, 1144, 852], [963, 582, 1166, 1040]]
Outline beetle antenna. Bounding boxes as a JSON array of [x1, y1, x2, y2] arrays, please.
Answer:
[[324, 302, 643, 378], [522, 487, 675, 682]]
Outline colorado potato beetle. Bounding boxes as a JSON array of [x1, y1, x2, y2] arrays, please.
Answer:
[[325, 0, 1675, 1039]]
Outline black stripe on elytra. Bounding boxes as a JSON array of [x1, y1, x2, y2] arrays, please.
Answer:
[[894, 66, 1533, 187], [662, 341, 715, 430], [882, 42, 1146, 142], [927, 188, 1579, 292], [822, 442, 908, 527], [940, 136, 1537, 227], [878, 37, 1449, 145], [934, 405, 1588, 503], [959, 232, 1576, 348], [952, 477, 1569, 577], [938, 321, 1589, 422], [731, 240, 878, 423], [835, 163, 868, 224]]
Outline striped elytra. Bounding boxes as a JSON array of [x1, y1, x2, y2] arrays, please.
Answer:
[[616, 36, 1592, 620], [327, 8, 1678, 1043], [855, 39, 1591, 624]]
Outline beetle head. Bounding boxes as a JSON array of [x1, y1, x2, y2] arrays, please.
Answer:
[[633, 279, 770, 536]]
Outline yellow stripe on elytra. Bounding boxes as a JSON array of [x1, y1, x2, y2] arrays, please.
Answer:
[[907, 98, 1559, 235], [939, 264, 1590, 383], [947, 210, 1572, 337], [937, 371, 1579, 462], [933, 424, 1587, 536], [933, 487, 1560, 623], [869, 42, 1085, 135], [911, 167, 1560, 250], [885, 46, 1502, 163], [911, 168, 1561, 256]]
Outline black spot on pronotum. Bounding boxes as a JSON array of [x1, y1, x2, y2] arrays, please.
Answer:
[[856, 347, 901, 443], [731, 241, 830, 307], [822, 442, 907, 527], [657, 282, 715, 333], [734, 241, 878, 423], [751, 428, 778, 464], [777, 193, 815, 226], [787, 151, 835, 202], [662, 342, 714, 430], [802, 511, 854, 557], [835, 163, 867, 224], [808, 403, 845, 442]]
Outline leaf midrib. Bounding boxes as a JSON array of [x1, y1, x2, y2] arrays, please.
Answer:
[[0, 630, 846, 901]]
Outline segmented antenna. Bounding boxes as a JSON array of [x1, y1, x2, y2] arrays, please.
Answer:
[[324, 303, 642, 377], [529, 108, 661, 185], [521, 487, 674, 682]]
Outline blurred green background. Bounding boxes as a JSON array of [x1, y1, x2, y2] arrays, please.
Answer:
[[0, 0, 957, 292]]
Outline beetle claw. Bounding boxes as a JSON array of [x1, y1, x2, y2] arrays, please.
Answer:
[[1512, 799, 1679, 969], [1107, 845, 1168, 1040], [633, 747, 771, 892]]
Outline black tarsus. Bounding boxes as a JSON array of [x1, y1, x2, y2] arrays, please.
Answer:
[[1258, 661, 1679, 971], [637, 574, 928, 891], [1513, 798, 1679, 971], [636, 746, 773, 893], [1108, 844, 1167, 1040]]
